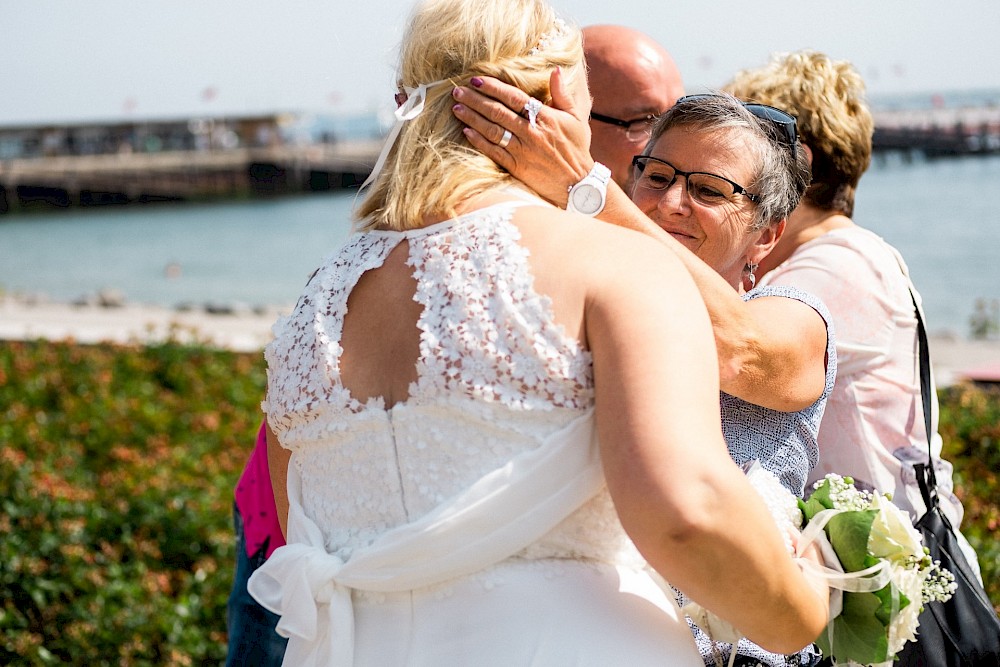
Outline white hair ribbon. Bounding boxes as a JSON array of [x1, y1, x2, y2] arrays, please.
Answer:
[[358, 78, 449, 194]]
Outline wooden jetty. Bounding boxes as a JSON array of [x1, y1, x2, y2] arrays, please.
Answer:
[[3, 101, 999, 214], [872, 105, 1000, 157], [0, 141, 381, 213]]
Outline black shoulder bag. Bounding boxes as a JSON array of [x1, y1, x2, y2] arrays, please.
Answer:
[[893, 291, 1000, 667]]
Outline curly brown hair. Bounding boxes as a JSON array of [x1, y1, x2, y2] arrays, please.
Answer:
[[724, 50, 873, 217]]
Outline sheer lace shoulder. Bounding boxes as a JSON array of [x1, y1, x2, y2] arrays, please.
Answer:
[[408, 203, 592, 411], [262, 200, 593, 446]]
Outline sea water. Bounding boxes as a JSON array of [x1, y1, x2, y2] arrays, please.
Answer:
[[1, 153, 999, 337]]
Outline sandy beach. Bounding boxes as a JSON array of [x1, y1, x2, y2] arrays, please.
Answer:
[[3, 295, 1000, 387], [0, 296, 286, 353]]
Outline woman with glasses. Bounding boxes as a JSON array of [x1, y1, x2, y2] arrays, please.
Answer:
[[724, 51, 982, 580], [452, 86, 835, 666]]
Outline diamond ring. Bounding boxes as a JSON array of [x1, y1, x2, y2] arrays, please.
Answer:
[[524, 98, 542, 128]]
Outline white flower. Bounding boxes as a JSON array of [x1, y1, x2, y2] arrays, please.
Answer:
[[868, 493, 925, 562], [885, 561, 925, 655], [822, 474, 873, 511]]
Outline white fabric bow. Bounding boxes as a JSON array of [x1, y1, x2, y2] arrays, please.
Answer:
[[247, 408, 603, 667], [795, 508, 894, 618], [795, 508, 900, 667]]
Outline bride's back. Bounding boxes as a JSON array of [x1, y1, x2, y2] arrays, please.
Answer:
[[251, 1, 831, 661], [263, 197, 643, 565], [338, 198, 593, 409]]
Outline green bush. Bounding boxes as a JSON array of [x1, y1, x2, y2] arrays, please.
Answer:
[[0, 340, 265, 666], [0, 339, 997, 663], [937, 383, 1000, 608]]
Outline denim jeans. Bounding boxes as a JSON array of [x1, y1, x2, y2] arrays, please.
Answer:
[[226, 504, 287, 667]]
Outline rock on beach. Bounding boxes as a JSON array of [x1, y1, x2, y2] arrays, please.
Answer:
[[0, 296, 284, 353]]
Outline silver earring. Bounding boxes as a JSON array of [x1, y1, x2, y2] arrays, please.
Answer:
[[745, 262, 758, 290]]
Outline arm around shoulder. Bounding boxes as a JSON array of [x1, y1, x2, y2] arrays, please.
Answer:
[[595, 187, 829, 411], [582, 232, 829, 652], [716, 293, 829, 411]]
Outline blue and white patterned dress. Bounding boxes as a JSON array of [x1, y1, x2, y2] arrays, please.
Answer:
[[691, 284, 837, 667]]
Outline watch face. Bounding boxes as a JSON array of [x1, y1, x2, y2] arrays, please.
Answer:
[[571, 184, 602, 214]]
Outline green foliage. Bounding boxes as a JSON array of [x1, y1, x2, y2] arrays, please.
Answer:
[[1, 339, 998, 663], [0, 339, 265, 665], [817, 590, 889, 666], [937, 383, 1000, 611], [800, 480, 907, 664]]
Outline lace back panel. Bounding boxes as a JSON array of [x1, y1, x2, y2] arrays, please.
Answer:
[[264, 201, 592, 446]]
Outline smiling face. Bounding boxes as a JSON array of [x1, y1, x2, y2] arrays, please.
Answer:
[[630, 125, 780, 288]]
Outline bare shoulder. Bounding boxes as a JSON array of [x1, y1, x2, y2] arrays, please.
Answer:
[[511, 205, 690, 288]]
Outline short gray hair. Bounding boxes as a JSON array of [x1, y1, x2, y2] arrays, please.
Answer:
[[644, 92, 810, 230]]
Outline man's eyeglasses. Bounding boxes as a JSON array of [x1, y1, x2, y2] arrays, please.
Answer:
[[631, 155, 759, 206], [590, 111, 659, 142], [676, 94, 798, 157]]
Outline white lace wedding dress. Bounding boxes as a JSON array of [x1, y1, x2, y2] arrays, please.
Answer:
[[248, 198, 701, 666]]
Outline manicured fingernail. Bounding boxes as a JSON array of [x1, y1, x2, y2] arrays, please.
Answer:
[[452, 103, 464, 112], [470, 77, 484, 88]]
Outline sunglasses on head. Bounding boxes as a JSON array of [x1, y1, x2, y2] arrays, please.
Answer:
[[676, 94, 798, 157]]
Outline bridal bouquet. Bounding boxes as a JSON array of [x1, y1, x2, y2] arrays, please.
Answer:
[[684, 466, 956, 667]]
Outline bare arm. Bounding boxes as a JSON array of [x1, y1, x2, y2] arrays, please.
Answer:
[[265, 418, 291, 538], [453, 75, 827, 410], [581, 224, 828, 652], [600, 183, 828, 410]]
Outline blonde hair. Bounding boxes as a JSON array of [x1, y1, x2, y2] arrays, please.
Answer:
[[355, 0, 583, 230], [723, 50, 873, 217]]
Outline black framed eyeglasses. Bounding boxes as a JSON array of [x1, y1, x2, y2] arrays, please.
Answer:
[[590, 111, 659, 142], [676, 94, 798, 157], [631, 155, 759, 205]]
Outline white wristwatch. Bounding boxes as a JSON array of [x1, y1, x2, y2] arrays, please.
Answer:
[[566, 162, 611, 216]]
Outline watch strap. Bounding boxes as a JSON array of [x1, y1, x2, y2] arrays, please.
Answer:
[[566, 162, 610, 216]]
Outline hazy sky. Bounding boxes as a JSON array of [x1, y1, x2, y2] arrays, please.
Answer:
[[5, 0, 1000, 126]]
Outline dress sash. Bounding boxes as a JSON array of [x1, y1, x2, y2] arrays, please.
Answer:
[[247, 408, 603, 666]]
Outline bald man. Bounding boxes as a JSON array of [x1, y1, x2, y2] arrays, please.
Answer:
[[583, 25, 684, 187]]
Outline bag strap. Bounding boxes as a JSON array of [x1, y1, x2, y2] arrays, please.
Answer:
[[909, 288, 941, 515]]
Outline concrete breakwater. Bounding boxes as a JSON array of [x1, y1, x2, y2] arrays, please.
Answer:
[[0, 140, 381, 213], [4, 294, 998, 387]]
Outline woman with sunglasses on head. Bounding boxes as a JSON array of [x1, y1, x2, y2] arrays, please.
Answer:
[[452, 86, 835, 666], [724, 51, 981, 580]]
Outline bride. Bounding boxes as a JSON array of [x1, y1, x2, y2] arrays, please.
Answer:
[[247, 0, 830, 664]]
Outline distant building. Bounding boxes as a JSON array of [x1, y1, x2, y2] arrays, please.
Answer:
[[0, 113, 381, 213], [0, 114, 299, 160]]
